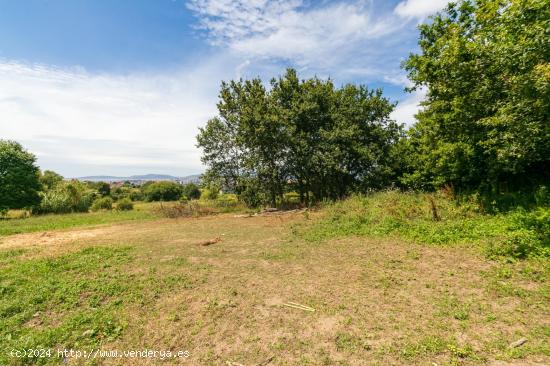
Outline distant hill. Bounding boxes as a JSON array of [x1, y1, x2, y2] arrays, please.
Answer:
[[76, 174, 201, 183], [177, 174, 202, 184]]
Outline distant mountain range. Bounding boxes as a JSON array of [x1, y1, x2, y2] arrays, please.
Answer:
[[76, 174, 201, 183]]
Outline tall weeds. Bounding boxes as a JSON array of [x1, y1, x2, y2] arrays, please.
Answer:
[[300, 190, 549, 259]]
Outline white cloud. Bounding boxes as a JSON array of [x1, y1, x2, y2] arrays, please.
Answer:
[[0, 2, 438, 177], [0, 58, 240, 177], [187, 0, 403, 69], [391, 88, 426, 127], [394, 0, 448, 18]]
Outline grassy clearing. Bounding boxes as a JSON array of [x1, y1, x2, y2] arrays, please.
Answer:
[[298, 190, 549, 259], [0, 198, 250, 237], [0, 243, 211, 365], [0, 195, 548, 365], [0, 203, 157, 237]]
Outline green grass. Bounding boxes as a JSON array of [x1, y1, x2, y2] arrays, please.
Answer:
[[299, 190, 549, 259], [0, 245, 210, 365], [0, 198, 252, 237], [0, 246, 133, 365], [0, 208, 547, 364], [0, 203, 158, 237]]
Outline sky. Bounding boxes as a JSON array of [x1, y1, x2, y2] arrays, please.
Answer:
[[0, 0, 448, 178]]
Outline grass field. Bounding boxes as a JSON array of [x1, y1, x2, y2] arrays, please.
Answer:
[[0, 193, 548, 365], [0, 200, 248, 237], [0, 203, 158, 237]]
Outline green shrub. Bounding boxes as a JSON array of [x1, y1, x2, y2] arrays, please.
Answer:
[[486, 230, 542, 259], [216, 194, 238, 207], [39, 170, 64, 190], [96, 182, 111, 197], [91, 197, 113, 212], [116, 198, 134, 211], [110, 186, 128, 201], [34, 181, 95, 214], [128, 188, 144, 201], [201, 186, 219, 200], [143, 181, 183, 202], [489, 207, 550, 258], [182, 183, 201, 200], [35, 189, 73, 214], [239, 184, 263, 208], [283, 191, 301, 204], [300, 191, 549, 259]]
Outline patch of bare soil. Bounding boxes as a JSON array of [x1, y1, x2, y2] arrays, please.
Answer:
[[0, 226, 120, 250]]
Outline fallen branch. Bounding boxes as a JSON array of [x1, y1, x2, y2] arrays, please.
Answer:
[[509, 338, 528, 348], [282, 302, 315, 312]]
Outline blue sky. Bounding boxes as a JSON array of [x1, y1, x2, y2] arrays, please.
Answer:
[[0, 0, 448, 177]]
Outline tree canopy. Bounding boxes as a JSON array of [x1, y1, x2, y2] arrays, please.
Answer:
[[182, 183, 201, 200], [197, 69, 403, 206], [402, 0, 549, 193], [143, 181, 183, 202], [39, 170, 64, 191], [0, 140, 42, 212]]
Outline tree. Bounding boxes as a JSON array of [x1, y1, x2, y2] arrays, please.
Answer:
[[269, 71, 402, 201], [0, 140, 41, 213], [197, 69, 402, 206], [182, 183, 201, 200], [143, 181, 183, 201], [403, 0, 550, 193], [97, 182, 111, 197], [197, 78, 288, 206], [40, 170, 64, 190]]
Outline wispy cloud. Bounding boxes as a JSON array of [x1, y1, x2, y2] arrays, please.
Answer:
[[0, 58, 240, 177], [390, 88, 427, 127], [187, 0, 403, 70], [2, 1, 451, 177], [394, 0, 448, 18], [186, 0, 449, 126]]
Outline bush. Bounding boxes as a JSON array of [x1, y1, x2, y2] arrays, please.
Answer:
[[487, 207, 550, 258], [110, 187, 128, 201], [283, 191, 301, 204], [96, 182, 111, 197], [153, 201, 214, 218], [0, 140, 42, 211], [216, 194, 238, 207], [35, 190, 73, 214], [128, 188, 144, 201], [239, 184, 263, 208], [143, 181, 183, 202], [486, 230, 543, 259], [39, 170, 64, 190], [116, 198, 134, 211], [299, 191, 549, 259], [34, 181, 95, 214], [182, 183, 201, 200], [91, 197, 113, 212], [201, 184, 220, 200]]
